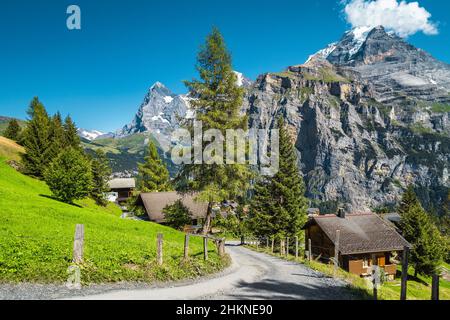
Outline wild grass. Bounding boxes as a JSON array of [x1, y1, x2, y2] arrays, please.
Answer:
[[0, 136, 25, 162], [0, 159, 229, 284]]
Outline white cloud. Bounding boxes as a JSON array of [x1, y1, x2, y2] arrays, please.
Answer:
[[343, 0, 438, 37]]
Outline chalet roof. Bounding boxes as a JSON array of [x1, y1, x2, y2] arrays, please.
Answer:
[[108, 178, 136, 190], [304, 213, 411, 255], [136, 192, 208, 223]]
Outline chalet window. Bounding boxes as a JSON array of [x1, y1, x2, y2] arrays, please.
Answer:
[[362, 257, 369, 268]]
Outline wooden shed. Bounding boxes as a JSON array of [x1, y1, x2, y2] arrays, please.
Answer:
[[136, 192, 208, 227], [108, 178, 136, 203], [303, 211, 411, 280]]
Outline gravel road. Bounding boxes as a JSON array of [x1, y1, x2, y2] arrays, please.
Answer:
[[1, 244, 359, 300]]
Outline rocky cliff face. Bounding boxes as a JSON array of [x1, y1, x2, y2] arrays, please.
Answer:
[[246, 26, 449, 213], [109, 30, 448, 213]]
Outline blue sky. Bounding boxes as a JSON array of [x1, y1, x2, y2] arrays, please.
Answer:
[[0, 0, 449, 132]]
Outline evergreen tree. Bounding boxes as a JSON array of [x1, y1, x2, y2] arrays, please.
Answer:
[[3, 119, 21, 141], [64, 115, 81, 150], [176, 27, 251, 234], [163, 200, 193, 230], [249, 117, 308, 239], [44, 147, 93, 204], [90, 149, 112, 206], [21, 97, 53, 178], [48, 112, 66, 158], [399, 186, 447, 276], [138, 141, 171, 192]]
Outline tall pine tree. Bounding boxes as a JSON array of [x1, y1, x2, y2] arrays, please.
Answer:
[[399, 186, 447, 276], [90, 149, 112, 206], [249, 117, 308, 239], [3, 119, 21, 141], [175, 27, 251, 234], [49, 112, 66, 158], [64, 115, 82, 151], [21, 97, 53, 178], [138, 141, 171, 192]]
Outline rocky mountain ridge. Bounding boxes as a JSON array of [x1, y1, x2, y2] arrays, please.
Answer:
[[245, 26, 449, 213], [83, 27, 449, 213]]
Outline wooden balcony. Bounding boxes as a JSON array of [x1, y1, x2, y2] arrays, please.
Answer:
[[383, 264, 397, 276]]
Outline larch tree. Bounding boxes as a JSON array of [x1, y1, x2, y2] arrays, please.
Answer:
[[138, 140, 171, 192], [175, 27, 251, 235]]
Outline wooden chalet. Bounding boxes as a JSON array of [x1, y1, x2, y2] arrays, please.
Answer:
[[108, 178, 136, 202], [303, 210, 411, 280], [136, 192, 208, 229]]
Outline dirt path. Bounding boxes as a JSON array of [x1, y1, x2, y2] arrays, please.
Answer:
[[67, 243, 359, 300]]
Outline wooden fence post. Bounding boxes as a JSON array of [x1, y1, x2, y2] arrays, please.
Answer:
[[431, 274, 439, 301], [372, 254, 379, 300], [266, 237, 269, 249], [333, 230, 340, 278], [219, 238, 226, 257], [295, 236, 299, 259], [280, 239, 285, 256], [400, 246, 409, 300], [157, 233, 163, 266], [271, 237, 274, 253], [308, 238, 312, 262], [203, 236, 208, 261], [256, 239, 259, 250], [286, 237, 289, 257], [183, 234, 190, 261], [73, 224, 84, 264]]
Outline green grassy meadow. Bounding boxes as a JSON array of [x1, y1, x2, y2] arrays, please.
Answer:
[[0, 156, 228, 284]]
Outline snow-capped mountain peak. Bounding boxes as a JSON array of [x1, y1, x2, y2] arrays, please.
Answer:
[[77, 129, 105, 141], [233, 71, 253, 88], [345, 26, 375, 56], [305, 25, 413, 67]]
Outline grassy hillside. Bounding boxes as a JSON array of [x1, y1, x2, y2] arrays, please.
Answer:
[[0, 159, 227, 284], [0, 136, 25, 162]]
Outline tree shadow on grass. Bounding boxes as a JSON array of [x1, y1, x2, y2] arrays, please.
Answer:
[[39, 194, 82, 208], [395, 270, 429, 286]]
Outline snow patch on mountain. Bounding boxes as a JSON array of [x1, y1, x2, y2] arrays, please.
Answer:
[[346, 26, 374, 56], [305, 42, 337, 64], [234, 71, 244, 86], [151, 113, 170, 124], [78, 129, 105, 141], [164, 96, 174, 104]]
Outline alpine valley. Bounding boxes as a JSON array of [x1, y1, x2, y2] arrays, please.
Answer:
[[65, 26, 450, 213]]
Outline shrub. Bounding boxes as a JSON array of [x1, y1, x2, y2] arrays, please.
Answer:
[[163, 200, 192, 230], [44, 148, 93, 204]]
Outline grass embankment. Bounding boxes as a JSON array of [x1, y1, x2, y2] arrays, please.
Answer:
[[0, 136, 24, 162], [245, 244, 450, 300], [0, 155, 229, 284]]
